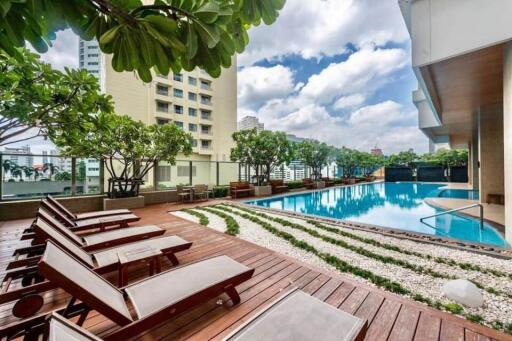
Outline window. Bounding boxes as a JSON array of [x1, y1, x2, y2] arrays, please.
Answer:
[[174, 121, 183, 128], [174, 105, 183, 114], [87, 45, 98, 50], [191, 139, 198, 147], [188, 108, 197, 116], [188, 92, 197, 101], [90, 70, 99, 74], [200, 110, 211, 120], [188, 123, 197, 132], [188, 76, 197, 85], [173, 73, 183, 82], [157, 118, 170, 125], [156, 85, 169, 96], [88, 62, 98, 65], [201, 125, 210, 134], [157, 166, 171, 182], [173, 88, 183, 98], [177, 165, 197, 177], [201, 140, 211, 149], [87, 54, 99, 57], [200, 80, 211, 90], [200, 95, 211, 105], [156, 102, 168, 113]]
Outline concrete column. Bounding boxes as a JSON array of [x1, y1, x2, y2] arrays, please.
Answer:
[[470, 129, 479, 190], [503, 42, 512, 245], [478, 104, 504, 206]]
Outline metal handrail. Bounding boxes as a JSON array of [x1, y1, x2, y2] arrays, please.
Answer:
[[420, 203, 484, 229]]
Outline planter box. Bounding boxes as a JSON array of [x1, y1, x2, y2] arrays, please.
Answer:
[[289, 187, 307, 192], [104, 195, 145, 210], [253, 185, 272, 197], [313, 181, 325, 189], [348, 178, 356, 185]]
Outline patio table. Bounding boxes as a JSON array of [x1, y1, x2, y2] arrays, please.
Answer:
[[117, 246, 162, 286]]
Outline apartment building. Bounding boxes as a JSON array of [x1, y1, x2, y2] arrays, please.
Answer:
[[237, 115, 264, 132], [78, 38, 101, 80], [399, 0, 512, 244]]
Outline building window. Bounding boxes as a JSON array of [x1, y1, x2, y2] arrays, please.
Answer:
[[173, 88, 183, 98], [200, 80, 211, 90], [200, 95, 211, 105], [157, 118, 170, 125], [191, 139, 198, 147], [174, 121, 183, 128], [156, 85, 168, 96], [88, 62, 98, 66], [156, 102, 168, 113], [188, 108, 197, 116], [200, 110, 211, 120], [87, 54, 99, 57], [201, 125, 211, 134], [188, 92, 197, 101], [173, 73, 183, 82], [188, 123, 197, 132], [157, 166, 171, 182], [177, 165, 196, 177], [87, 45, 98, 49], [174, 105, 183, 114], [188, 76, 197, 85], [201, 140, 211, 149]]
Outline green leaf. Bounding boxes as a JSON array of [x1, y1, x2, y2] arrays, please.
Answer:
[[144, 15, 177, 34], [185, 24, 198, 59], [99, 25, 121, 46], [193, 20, 220, 48], [194, 2, 220, 24]]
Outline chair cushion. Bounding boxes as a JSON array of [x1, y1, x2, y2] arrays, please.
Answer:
[[75, 214, 139, 228], [76, 209, 132, 220], [82, 225, 162, 246]]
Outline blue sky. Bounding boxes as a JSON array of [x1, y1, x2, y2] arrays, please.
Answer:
[[15, 0, 428, 155]]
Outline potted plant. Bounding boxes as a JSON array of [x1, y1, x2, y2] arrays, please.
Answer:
[[57, 113, 192, 209], [231, 129, 294, 196], [297, 140, 330, 188]]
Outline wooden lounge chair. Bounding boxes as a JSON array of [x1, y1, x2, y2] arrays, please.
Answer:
[[321, 177, 335, 187], [41, 198, 140, 232], [0, 218, 192, 318], [302, 178, 315, 189], [46, 194, 132, 220], [30, 208, 165, 251], [0, 242, 254, 341], [269, 179, 288, 194], [230, 182, 254, 199], [224, 288, 367, 341]]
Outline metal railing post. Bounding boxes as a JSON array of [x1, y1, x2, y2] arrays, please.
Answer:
[[189, 161, 193, 185], [99, 158, 105, 195], [153, 160, 159, 191], [238, 163, 241, 181], [216, 162, 219, 186], [293, 164, 296, 181], [0, 153, 3, 201], [71, 157, 77, 196]]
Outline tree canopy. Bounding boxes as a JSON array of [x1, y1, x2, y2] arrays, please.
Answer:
[[230, 128, 294, 185], [385, 150, 418, 167], [296, 140, 330, 181], [1, 0, 286, 82], [0, 48, 113, 146]]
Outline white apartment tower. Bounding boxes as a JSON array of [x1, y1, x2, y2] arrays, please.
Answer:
[[78, 38, 101, 80], [237, 116, 264, 132]]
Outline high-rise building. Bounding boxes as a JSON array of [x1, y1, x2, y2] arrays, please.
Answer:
[[3, 145, 33, 168], [78, 38, 101, 80], [371, 146, 383, 156], [237, 116, 264, 132]]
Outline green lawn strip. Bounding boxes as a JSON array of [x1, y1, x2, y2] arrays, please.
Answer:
[[194, 206, 240, 236], [228, 204, 512, 300], [215, 205, 511, 334], [182, 208, 209, 226]]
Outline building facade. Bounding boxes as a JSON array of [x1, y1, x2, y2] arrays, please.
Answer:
[[237, 116, 264, 132], [399, 0, 512, 244], [78, 39, 101, 80]]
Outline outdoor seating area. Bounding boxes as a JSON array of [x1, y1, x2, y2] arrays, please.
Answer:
[[177, 184, 213, 203], [270, 179, 289, 194], [0, 202, 506, 340], [230, 182, 255, 199]]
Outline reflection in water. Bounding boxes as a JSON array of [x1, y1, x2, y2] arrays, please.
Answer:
[[248, 182, 508, 248]]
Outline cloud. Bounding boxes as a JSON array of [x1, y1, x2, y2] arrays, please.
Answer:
[[333, 94, 365, 110], [237, 65, 295, 109], [37, 29, 78, 71], [239, 0, 409, 66], [348, 101, 414, 127]]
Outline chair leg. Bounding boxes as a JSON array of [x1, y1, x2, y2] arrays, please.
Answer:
[[224, 284, 241, 305], [166, 253, 179, 266]]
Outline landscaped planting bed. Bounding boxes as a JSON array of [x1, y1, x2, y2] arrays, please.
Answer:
[[174, 204, 512, 334]]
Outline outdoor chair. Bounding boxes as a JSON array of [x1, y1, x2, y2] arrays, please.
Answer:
[[46, 194, 132, 220], [0, 242, 254, 341], [270, 179, 288, 194], [194, 184, 211, 201], [40, 198, 140, 232], [321, 177, 335, 187], [29, 208, 164, 251], [302, 178, 315, 189], [177, 185, 193, 203], [223, 288, 367, 341], [0, 218, 192, 319], [229, 182, 254, 199]]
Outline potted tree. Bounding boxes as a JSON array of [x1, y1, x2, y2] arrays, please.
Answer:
[[297, 140, 330, 189], [57, 113, 192, 209], [231, 129, 294, 196]]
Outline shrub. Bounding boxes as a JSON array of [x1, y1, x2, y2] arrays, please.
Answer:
[[286, 181, 305, 189], [443, 303, 464, 315], [212, 186, 229, 198]]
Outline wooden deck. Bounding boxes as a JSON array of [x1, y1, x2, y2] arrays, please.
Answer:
[[0, 202, 511, 340]]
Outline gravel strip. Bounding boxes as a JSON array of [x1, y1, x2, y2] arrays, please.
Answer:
[[171, 211, 200, 225], [191, 208, 227, 233], [223, 205, 512, 325]]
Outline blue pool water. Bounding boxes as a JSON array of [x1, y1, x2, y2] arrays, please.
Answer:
[[246, 182, 508, 248], [438, 189, 479, 200]]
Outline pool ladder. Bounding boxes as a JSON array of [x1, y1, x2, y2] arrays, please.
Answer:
[[420, 203, 484, 229]]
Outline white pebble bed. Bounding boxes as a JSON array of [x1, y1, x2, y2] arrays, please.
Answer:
[[195, 209, 227, 233], [171, 211, 200, 224], [219, 204, 512, 326]]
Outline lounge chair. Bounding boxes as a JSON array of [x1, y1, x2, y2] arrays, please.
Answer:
[[31, 208, 164, 251], [46, 194, 132, 220], [41, 198, 140, 232], [224, 288, 367, 341], [194, 184, 211, 201], [302, 178, 315, 189], [230, 182, 254, 199], [0, 242, 254, 341], [1, 218, 192, 318]]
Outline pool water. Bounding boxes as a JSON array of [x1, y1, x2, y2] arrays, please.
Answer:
[[438, 189, 479, 200], [246, 182, 508, 248]]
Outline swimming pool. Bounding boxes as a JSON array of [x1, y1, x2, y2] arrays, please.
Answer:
[[246, 182, 508, 248]]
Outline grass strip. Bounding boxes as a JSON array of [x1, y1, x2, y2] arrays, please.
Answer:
[[182, 208, 209, 226], [194, 206, 240, 236]]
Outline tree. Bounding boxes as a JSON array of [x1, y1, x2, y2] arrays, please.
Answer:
[[230, 129, 294, 186], [42, 163, 60, 180], [77, 161, 87, 181], [297, 140, 330, 181], [55, 171, 72, 181], [1, 0, 286, 82], [2, 159, 14, 176], [335, 147, 359, 179], [57, 113, 193, 198], [10, 165, 22, 181], [21, 165, 34, 180], [421, 148, 468, 167], [386, 150, 418, 168], [0, 48, 114, 146]]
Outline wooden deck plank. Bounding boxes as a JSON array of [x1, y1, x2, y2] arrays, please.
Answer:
[[439, 320, 465, 341], [414, 313, 441, 341], [388, 304, 421, 341], [363, 298, 402, 341]]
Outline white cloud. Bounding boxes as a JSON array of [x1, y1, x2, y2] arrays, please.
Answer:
[[348, 101, 414, 127], [333, 94, 365, 110], [37, 29, 78, 71], [237, 65, 295, 109], [239, 0, 409, 66]]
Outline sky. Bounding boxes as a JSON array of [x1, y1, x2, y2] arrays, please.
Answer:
[[8, 0, 428, 155]]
